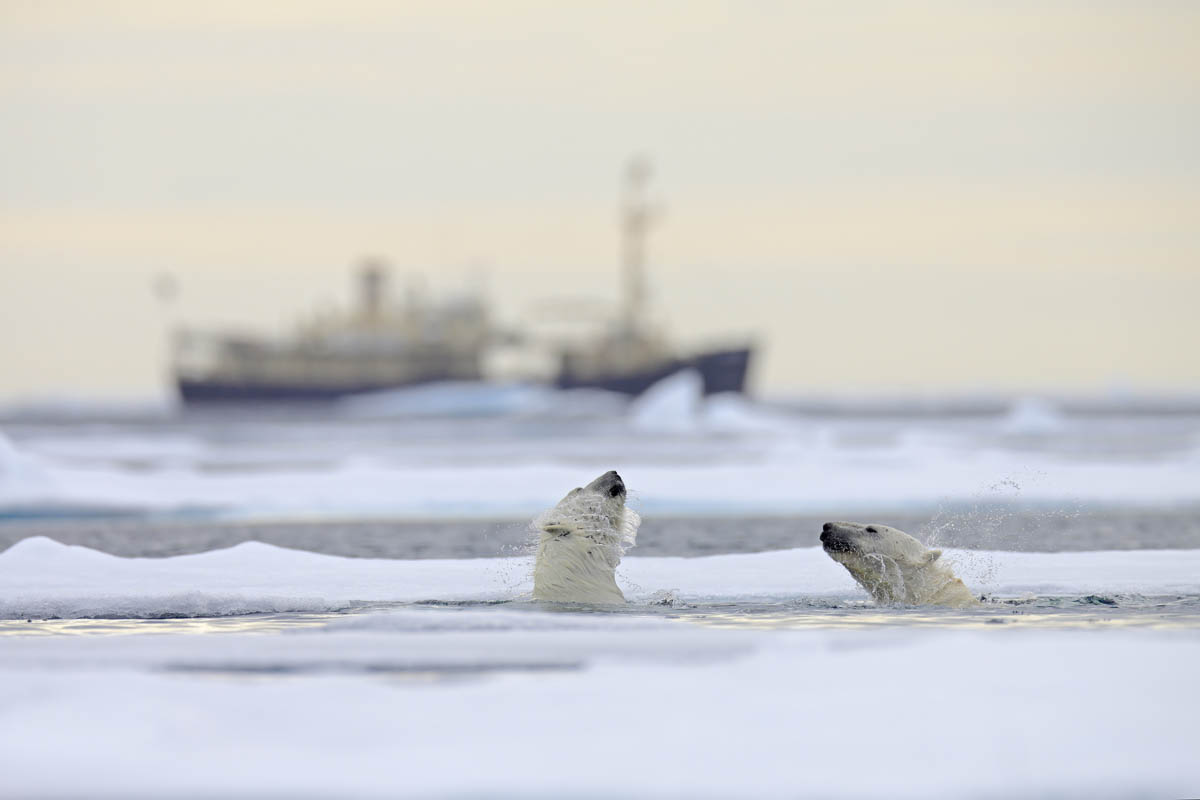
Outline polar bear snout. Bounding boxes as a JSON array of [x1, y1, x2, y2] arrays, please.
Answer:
[[585, 470, 626, 499], [820, 522, 859, 554], [820, 533, 855, 554]]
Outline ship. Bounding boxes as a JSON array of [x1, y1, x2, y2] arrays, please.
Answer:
[[173, 262, 497, 403], [172, 159, 753, 405], [552, 158, 752, 396]]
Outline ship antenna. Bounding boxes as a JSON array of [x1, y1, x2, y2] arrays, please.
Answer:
[[621, 155, 657, 336]]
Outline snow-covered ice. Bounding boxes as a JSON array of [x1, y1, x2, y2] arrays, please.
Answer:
[[4, 536, 1200, 619], [0, 617, 1197, 798], [2, 398, 1200, 798], [4, 395, 1200, 518], [2, 432, 1199, 518], [2, 539, 1198, 798]]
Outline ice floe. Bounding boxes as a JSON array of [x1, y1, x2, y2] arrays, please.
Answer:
[[3, 536, 1199, 619]]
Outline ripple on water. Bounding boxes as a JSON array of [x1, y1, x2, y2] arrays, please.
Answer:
[[4, 594, 1200, 637]]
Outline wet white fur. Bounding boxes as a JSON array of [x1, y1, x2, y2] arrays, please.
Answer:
[[531, 484, 639, 605], [823, 522, 978, 608]]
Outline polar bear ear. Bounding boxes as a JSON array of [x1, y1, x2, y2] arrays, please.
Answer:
[[924, 549, 943, 564]]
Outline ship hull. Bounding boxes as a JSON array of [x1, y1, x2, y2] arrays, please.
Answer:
[[178, 347, 752, 405], [177, 375, 455, 405], [554, 346, 752, 397]]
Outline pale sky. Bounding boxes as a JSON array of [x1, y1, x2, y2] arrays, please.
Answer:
[[1, 1, 1198, 401]]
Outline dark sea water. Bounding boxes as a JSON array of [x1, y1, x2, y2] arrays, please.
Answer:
[[4, 507, 1200, 559]]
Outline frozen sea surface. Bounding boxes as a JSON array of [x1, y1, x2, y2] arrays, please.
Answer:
[[3, 394, 1200, 519], [0, 538, 1198, 798], [0, 537, 1195, 800], [2, 396, 1200, 797], [5, 536, 1200, 619], [2, 625, 1194, 799]]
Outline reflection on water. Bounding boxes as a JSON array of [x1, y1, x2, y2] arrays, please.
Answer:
[[4, 594, 1200, 637], [671, 605, 1198, 631], [658, 594, 1200, 631], [0, 612, 344, 637]]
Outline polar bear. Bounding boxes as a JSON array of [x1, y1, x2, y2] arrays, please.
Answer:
[[820, 521, 978, 607], [531, 470, 640, 605]]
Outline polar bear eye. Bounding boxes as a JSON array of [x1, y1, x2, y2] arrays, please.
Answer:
[[865, 526, 878, 533]]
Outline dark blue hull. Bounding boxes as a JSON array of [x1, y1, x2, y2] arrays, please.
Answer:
[[178, 347, 752, 405], [554, 346, 752, 397], [177, 376, 451, 404]]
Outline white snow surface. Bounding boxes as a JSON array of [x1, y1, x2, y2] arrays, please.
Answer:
[[629, 369, 704, 432], [3, 443, 1199, 517], [4, 404, 1200, 517], [0, 623, 1196, 798], [4, 399, 1200, 797], [2, 539, 1199, 797], [337, 381, 612, 418], [1000, 395, 1067, 435], [3, 536, 1200, 619]]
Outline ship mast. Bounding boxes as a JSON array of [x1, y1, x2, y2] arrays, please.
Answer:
[[620, 156, 656, 336]]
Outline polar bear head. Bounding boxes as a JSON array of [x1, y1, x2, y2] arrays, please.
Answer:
[[538, 470, 631, 542], [820, 521, 974, 606], [531, 471, 640, 605]]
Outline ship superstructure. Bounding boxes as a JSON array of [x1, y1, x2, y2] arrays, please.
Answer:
[[174, 263, 492, 403], [553, 157, 752, 396], [172, 160, 753, 405]]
